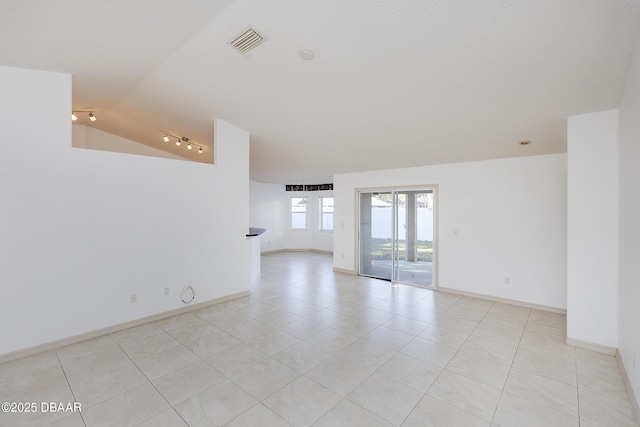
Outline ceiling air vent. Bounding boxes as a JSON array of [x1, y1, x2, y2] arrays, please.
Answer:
[[230, 28, 265, 53]]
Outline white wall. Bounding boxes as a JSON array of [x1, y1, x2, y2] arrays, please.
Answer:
[[249, 182, 333, 253], [0, 65, 250, 356], [286, 191, 334, 253], [566, 110, 619, 349], [618, 33, 640, 407], [73, 125, 185, 161], [334, 154, 568, 309], [249, 181, 286, 252]]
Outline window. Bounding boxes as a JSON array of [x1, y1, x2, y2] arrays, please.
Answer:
[[320, 196, 334, 231], [291, 197, 307, 230]]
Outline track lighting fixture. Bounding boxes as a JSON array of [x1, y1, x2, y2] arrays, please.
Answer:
[[162, 133, 204, 154], [71, 110, 97, 121]]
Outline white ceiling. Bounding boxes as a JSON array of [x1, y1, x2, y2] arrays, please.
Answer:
[[2, 0, 639, 183]]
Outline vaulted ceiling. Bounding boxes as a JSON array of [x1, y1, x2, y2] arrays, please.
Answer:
[[2, 1, 639, 183]]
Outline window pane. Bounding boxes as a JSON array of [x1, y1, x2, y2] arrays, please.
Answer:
[[291, 197, 307, 229], [320, 197, 334, 231]]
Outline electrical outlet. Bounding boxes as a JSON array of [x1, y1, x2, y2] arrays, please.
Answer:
[[164, 287, 170, 296], [129, 294, 137, 304], [505, 277, 510, 285]]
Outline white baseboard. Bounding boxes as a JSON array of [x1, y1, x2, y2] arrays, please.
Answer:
[[310, 249, 333, 255], [261, 249, 334, 255], [565, 337, 617, 356], [0, 290, 249, 364], [438, 286, 567, 315], [333, 267, 356, 275], [261, 249, 284, 255], [249, 274, 262, 291], [616, 350, 640, 423]]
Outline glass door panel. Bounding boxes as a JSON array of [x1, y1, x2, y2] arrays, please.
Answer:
[[393, 192, 407, 282], [359, 189, 435, 288], [359, 192, 393, 281], [394, 191, 434, 287]]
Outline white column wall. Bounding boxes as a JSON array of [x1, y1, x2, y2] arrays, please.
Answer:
[[0, 66, 250, 356], [249, 181, 287, 252], [566, 109, 619, 349], [334, 154, 568, 309], [618, 32, 640, 407]]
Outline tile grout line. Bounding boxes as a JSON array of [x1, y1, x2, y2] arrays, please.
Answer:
[[53, 349, 87, 427], [488, 306, 531, 426]]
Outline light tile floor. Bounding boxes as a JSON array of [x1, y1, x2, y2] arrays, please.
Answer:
[[1, 252, 638, 426]]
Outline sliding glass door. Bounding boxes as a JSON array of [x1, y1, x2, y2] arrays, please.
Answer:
[[359, 192, 393, 281], [359, 189, 435, 287]]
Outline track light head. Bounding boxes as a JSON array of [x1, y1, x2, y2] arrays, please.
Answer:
[[71, 110, 96, 121], [163, 132, 203, 154]]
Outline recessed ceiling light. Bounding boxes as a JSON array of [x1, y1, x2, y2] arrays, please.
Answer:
[[299, 49, 315, 60], [519, 140, 531, 145]]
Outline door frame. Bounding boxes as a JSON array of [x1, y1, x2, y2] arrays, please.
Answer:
[[355, 184, 439, 289]]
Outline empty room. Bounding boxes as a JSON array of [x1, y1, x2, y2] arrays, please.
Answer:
[[1, 1, 640, 426]]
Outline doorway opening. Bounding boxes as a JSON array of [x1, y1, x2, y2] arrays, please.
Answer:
[[358, 188, 436, 288]]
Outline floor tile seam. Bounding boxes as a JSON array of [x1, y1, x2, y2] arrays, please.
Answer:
[[488, 306, 531, 425], [59, 349, 133, 387], [438, 301, 496, 366], [421, 390, 492, 425], [497, 389, 582, 426], [223, 402, 284, 427], [576, 361, 625, 378], [447, 346, 513, 374], [284, 375, 349, 424], [53, 349, 87, 426], [343, 390, 410, 427], [317, 397, 386, 426], [519, 332, 569, 347], [163, 324, 227, 347], [110, 332, 191, 424], [202, 348, 268, 378], [225, 361, 301, 403], [56, 339, 122, 368], [395, 389, 428, 427], [576, 386, 588, 426], [443, 354, 509, 388], [373, 360, 437, 396], [111, 327, 166, 348], [430, 313, 483, 338], [510, 363, 579, 389], [0, 359, 64, 391], [525, 318, 567, 331], [163, 374, 234, 415], [576, 382, 634, 405], [499, 377, 581, 420]]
